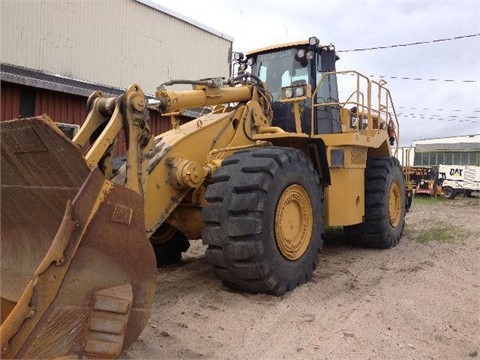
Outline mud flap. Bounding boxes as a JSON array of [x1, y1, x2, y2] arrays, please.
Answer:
[[1, 116, 157, 358]]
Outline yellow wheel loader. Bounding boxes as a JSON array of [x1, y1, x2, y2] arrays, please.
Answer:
[[1, 36, 406, 358]]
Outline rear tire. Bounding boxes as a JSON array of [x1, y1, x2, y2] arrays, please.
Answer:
[[202, 147, 323, 296], [344, 157, 406, 248]]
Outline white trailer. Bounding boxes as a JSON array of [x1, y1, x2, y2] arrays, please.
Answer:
[[438, 164, 480, 199]]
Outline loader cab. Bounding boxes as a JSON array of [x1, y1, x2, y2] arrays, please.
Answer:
[[244, 37, 341, 135]]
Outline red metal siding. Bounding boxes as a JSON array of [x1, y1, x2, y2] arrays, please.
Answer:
[[35, 89, 87, 125], [1, 82, 21, 121], [114, 112, 171, 156], [1, 82, 87, 123], [150, 111, 172, 136], [1, 82, 172, 156]]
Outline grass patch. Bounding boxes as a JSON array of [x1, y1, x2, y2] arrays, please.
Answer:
[[404, 221, 471, 244], [412, 195, 480, 206], [411, 196, 447, 205], [323, 226, 346, 243]]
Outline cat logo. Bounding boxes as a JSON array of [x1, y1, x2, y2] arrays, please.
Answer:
[[449, 168, 463, 178]]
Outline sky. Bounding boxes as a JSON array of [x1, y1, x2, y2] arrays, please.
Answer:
[[154, 0, 479, 146]]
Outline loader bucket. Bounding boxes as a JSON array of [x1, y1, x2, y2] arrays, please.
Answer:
[[0, 116, 157, 359]]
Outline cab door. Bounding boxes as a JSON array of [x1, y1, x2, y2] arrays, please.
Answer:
[[314, 49, 341, 134]]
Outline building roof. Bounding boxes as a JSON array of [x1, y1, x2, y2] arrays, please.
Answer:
[[1, 63, 208, 120], [413, 134, 480, 152], [135, 0, 233, 42], [1, 63, 126, 97], [413, 134, 480, 145]]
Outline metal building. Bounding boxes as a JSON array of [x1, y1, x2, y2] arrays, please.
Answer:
[[413, 134, 480, 166], [395, 134, 480, 167], [1, 0, 232, 92], [1, 0, 233, 153]]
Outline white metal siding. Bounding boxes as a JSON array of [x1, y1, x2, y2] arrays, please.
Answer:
[[394, 147, 415, 167], [1, 0, 232, 94], [413, 134, 480, 146]]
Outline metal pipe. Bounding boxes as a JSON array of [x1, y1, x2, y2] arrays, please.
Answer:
[[155, 86, 252, 114]]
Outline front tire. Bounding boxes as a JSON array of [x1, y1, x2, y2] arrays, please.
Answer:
[[344, 157, 406, 248], [443, 186, 455, 199], [150, 223, 190, 266], [202, 147, 323, 296]]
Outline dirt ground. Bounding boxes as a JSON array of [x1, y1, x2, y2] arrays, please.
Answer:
[[123, 198, 480, 360]]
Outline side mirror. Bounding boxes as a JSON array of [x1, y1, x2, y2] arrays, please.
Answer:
[[319, 49, 336, 72]]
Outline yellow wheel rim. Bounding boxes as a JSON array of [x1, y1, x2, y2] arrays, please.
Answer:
[[275, 184, 313, 260], [388, 179, 402, 227], [150, 223, 177, 244]]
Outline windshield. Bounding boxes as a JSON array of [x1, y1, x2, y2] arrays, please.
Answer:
[[248, 46, 340, 135], [251, 48, 311, 101]]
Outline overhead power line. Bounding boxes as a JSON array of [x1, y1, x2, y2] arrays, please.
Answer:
[[370, 75, 477, 83], [396, 107, 480, 124], [338, 72, 477, 83], [398, 113, 478, 119], [399, 106, 480, 113], [338, 33, 480, 52], [397, 115, 478, 123]]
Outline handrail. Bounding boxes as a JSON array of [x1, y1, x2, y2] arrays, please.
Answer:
[[311, 70, 400, 151]]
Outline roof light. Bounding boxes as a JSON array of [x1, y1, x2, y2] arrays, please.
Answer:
[[309, 36, 320, 46], [233, 52, 244, 61]]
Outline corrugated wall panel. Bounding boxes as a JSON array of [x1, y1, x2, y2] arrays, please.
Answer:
[[114, 111, 172, 156], [1, 83, 87, 124], [34, 90, 87, 125], [150, 111, 172, 136], [1, 82, 21, 120], [1, 0, 232, 95], [2, 82, 174, 157]]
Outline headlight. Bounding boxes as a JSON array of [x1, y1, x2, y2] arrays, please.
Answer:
[[297, 49, 306, 58], [306, 50, 314, 60], [294, 87, 304, 97], [233, 52, 244, 61], [284, 88, 293, 98], [309, 36, 320, 46], [281, 84, 310, 100]]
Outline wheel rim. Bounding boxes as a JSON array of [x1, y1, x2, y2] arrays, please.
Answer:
[[275, 184, 313, 260], [444, 188, 452, 198], [150, 223, 177, 244], [388, 179, 402, 227]]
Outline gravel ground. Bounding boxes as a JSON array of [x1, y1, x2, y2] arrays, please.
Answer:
[[123, 197, 480, 360]]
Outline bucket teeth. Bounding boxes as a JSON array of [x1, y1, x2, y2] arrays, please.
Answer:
[[84, 283, 133, 358]]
